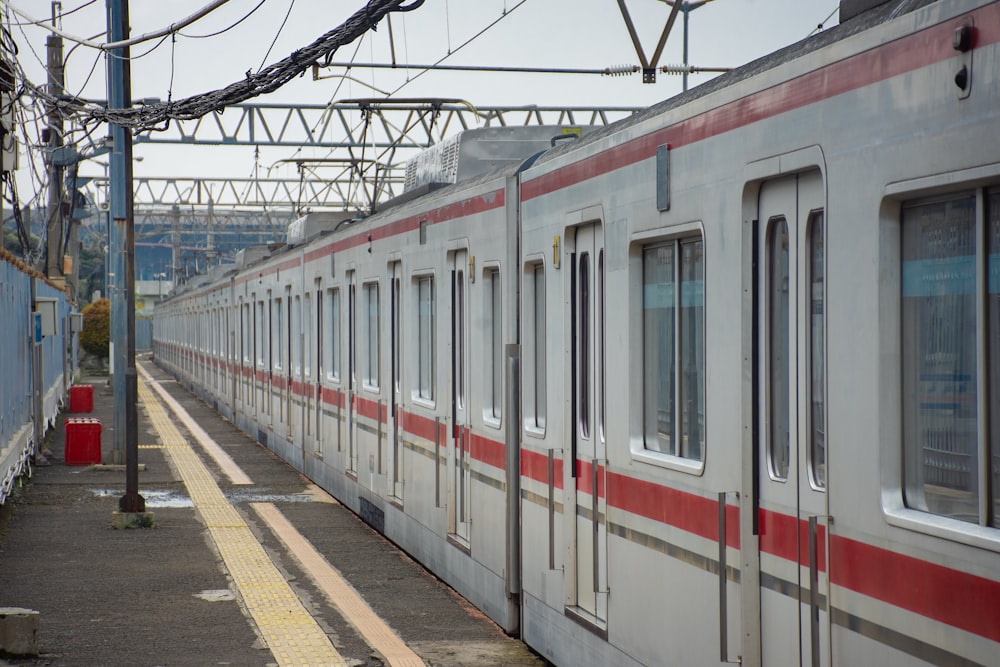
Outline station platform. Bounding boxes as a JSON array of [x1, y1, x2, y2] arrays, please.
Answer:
[[0, 356, 544, 667]]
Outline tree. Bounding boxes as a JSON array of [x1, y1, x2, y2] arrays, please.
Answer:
[[80, 298, 110, 358]]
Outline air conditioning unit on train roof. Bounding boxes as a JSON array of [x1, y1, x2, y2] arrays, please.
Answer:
[[234, 246, 271, 269], [403, 126, 591, 192], [285, 211, 360, 246]]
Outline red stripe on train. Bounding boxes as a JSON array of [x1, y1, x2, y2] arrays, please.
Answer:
[[831, 535, 1000, 643]]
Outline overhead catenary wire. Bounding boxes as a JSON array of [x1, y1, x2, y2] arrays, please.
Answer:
[[180, 0, 268, 40], [0, 0, 235, 51], [257, 0, 295, 73], [24, 0, 422, 133]]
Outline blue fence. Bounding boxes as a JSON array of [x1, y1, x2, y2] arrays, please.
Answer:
[[0, 250, 78, 504]]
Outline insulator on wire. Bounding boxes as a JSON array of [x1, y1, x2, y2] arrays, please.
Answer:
[[660, 64, 693, 75], [603, 64, 638, 77]]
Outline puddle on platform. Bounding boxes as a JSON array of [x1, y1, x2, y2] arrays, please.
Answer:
[[90, 488, 194, 508], [194, 589, 235, 602]]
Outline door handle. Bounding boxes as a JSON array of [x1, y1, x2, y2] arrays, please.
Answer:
[[809, 515, 820, 667], [718, 491, 740, 664]]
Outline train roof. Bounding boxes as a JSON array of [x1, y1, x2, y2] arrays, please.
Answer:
[[529, 0, 938, 169]]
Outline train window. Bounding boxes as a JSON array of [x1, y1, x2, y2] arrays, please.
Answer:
[[529, 263, 547, 431], [484, 268, 502, 422], [580, 253, 591, 438], [901, 188, 1000, 528], [642, 236, 705, 461], [599, 250, 606, 442], [808, 213, 826, 489], [303, 293, 311, 378], [272, 297, 283, 371], [324, 289, 340, 382], [364, 282, 380, 390], [768, 219, 790, 480], [242, 304, 251, 364], [991, 189, 1000, 529], [257, 300, 266, 368], [417, 276, 435, 401], [293, 295, 302, 377]]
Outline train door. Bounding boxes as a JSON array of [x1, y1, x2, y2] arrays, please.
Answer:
[[450, 250, 471, 543], [235, 299, 245, 415], [301, 291, 312, 456], [262, 293, 273, 433], [285, 287, 294, 438], [313, 283, 323, 456], [754, 171, 829, 667], [389, 262, 404, 500], [347, 271, 358, 473], [570, 222, 608, 624], [271, 292, 284, 430]]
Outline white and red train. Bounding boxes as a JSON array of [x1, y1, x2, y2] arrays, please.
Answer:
[[153, 1, 1000, 664]]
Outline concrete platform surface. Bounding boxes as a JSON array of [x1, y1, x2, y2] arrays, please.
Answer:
[[0, 358, 545, 667]]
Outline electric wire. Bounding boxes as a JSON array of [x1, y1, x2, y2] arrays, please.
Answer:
[[180, 0, 268, 40], [809, 5, 839, 36], [0, 0, 236, 51], [23, 0, 416, 132], [256, 0, 294, 73], [385, 0, 530, 96]]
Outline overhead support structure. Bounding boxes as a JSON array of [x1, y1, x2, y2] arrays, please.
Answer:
[[72, 102, 641, 214], [78, 175, 381, 213], [126, 101, 642, 149], [617, 0, 683, 83], [617, 0, 723, 89]]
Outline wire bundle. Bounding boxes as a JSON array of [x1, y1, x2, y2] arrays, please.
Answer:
[[26, 0, 420, 133]]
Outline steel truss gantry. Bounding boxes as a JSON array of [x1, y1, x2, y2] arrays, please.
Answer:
[[77, 101, 641, 213]]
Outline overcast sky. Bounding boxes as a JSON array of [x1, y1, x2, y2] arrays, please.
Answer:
[[9, 0, 840, 200]]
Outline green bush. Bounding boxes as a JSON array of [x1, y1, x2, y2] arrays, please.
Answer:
[[80, 298, 110, 358]]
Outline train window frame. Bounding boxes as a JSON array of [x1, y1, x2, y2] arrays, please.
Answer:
[[412, 271, 436, 408], [272, 295, 283, 372], [630, 223, 706, 475], [880, 169, 1000, 552], [324, 287, 341, 384], [806, 211, 827, 491], [303, 292, 312, 379], [523, 256, 546, 438], [483, 263, 503, 428], [292, 294, 302, 379], [362, 280, 381, 393]]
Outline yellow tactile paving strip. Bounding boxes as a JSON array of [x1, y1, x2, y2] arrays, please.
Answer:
[[138, 364, 253, 485], [137, 376, 348, 667], [252, 502, 427, 667]]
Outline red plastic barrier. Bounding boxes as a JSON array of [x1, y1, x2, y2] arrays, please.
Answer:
[[68, 384, 94, 413], [65, 418, 102, 466]]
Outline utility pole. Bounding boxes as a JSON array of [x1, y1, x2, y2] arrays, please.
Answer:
[[44, 2, 64, 283], [171, 204, 180, 286], [107, 0, 145, 518]]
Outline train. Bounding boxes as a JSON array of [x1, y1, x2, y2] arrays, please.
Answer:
[[152, 0, 1000, 664]]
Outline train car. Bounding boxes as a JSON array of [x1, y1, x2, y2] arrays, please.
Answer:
[[155, 126, 589, 633], [154, 0, 1000, 665], [514, 1, 1000, 665]]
